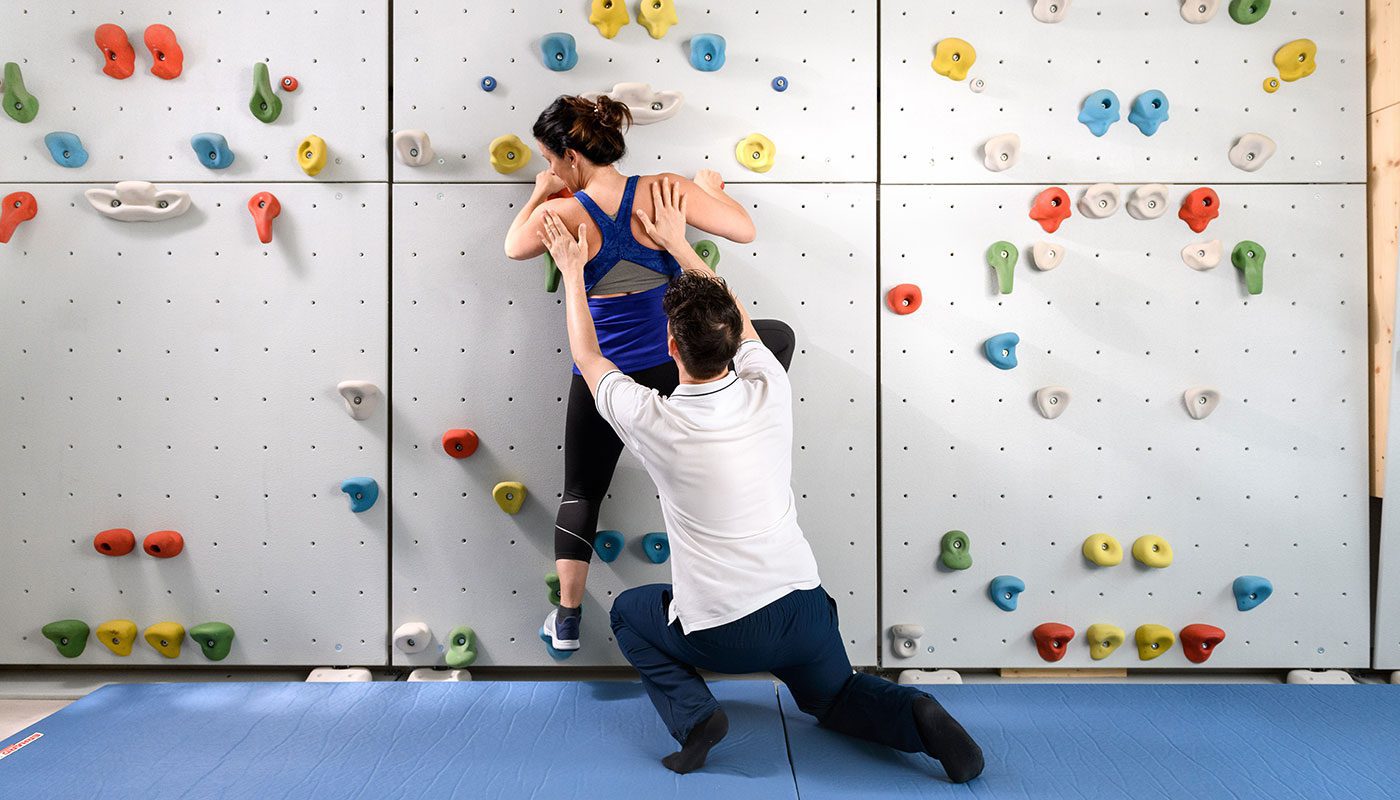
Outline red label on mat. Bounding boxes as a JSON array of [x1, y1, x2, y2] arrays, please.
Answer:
[[0, 732, 42, 761]]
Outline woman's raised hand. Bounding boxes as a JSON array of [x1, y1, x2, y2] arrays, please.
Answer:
[[540, 210, 589, 283], [693, 169, 725, 196], [635, 177, 689, 252], [534, 169, 567, 199]]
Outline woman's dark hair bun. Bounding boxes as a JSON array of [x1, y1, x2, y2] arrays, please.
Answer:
[[532, 95, 633, 166]]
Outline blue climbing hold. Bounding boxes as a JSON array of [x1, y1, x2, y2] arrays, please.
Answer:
[[190, 132, 235, 170], [988, 575, 1025, 612], [340, 477, 379, 513], [540, 33, 577, 72], [642, 532, 670, 564], [44, 131, 88, 168], [1233, 575, 1273, 611], [771, 76, 789, 92], [983, 332, 1020, 370], [539, 628, 575, 661], [480, 75, 497, 92], [690, 34, 726, 72], [594, 530, 624, 563], [1078, 89, 1120, 137], [1128, 90, 1170, 136]]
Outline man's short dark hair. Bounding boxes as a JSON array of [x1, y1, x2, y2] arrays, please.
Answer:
[[663, 272, 743, 380]]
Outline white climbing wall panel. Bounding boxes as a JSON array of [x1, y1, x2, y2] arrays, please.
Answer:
[[0, 2, 389, 183], [881, 0, 1366, 185], [0, 183, 389, 666], [391, 183, 876, 667], [391, 0, 876, 183], [880, 184, 1369, 668]]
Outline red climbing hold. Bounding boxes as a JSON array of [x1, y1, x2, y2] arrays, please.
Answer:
[[143, 530, 184, 559], [1179, 624, 1226, 664], [1178, 187, 1220, 234], [95, 24, 136, 80], [93, 528, 136, 557], [0, 192, 37, 244], [248, 192, 281, 244], [143, 24, 184, 80], [1032, 622, 1075, 662], [281, 75, 299, 92], [885, 284, 923, 315], [1030, 187, 1072, 233], [442, 429, 480, 459]]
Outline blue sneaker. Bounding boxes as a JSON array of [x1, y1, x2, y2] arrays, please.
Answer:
[[540, 609, 580, 652]]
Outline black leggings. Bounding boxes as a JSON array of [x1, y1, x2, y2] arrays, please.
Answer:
[[554, 319, 796, 562]]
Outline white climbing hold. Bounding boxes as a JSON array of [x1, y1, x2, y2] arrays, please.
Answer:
[[581, 83, 684, 125], [889, 624, 925, 659], [969, 77, 987, 94], [1229, 133, 1277, 173], [1181, 240, 1223, 271], [1286, 669, 1355, 685], [85, 181, 192, 222], [1077, 183, 1120, 219], [1032, 0, 1071, 23], [393, 129, 435, 167], [897, 669, 963, 685], [393, 622, 431, 654], [1035, 387, 1071, 419], [1127, 184, 1171, 220], [1180, 0, 1220, 23], [337, 381, 382, 421], [1184, 387, 1221, 420], [1032, 241, 1065, 271], [408, 668, 472, 682], [982, 134, 1020, 172], [306, 667, 372, 682]]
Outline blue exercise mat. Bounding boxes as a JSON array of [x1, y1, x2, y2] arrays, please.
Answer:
[[0, 680, 796, 800], [780, 683, 1400, 799]]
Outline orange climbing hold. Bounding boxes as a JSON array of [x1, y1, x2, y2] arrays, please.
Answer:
[[281, 75, 299, 92], [1180, 624, 1226, 664], [93, 528, 136, 557], [143, 530, 184, 559], [1179, 188, 1221, 233], [143, 24, 184, 80], [442, 429, 480, 459], [1032, 622, 1075, 662], [1030, 187, 1072, 233], [248, 192, 281, 244], [95, 23, 136, 80], [0, 192, 38, 244], [886, 284, 923, 315]]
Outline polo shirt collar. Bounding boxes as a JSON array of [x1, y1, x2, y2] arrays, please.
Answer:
[[671, 371, 738, 398]]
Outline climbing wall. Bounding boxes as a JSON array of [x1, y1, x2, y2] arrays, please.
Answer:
[[1375, 262, 1400, 672], [390, 183, 877, 667]]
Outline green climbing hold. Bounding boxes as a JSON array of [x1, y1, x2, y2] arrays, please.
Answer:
[[445, 625, 478, 668], [188, 622, 236, 661], [1232, 240, 1266, 295], [1228, 0, 1270, 24], [693, 239, 721, 271], [544, 253, 562, 293], [987, 241, 1018, 295], [940, 530, 972, 570], [546, 572, 561, 606], [42, 620, 90, 658], [3, 62, 39, 124], [248, 63, 283, 124]]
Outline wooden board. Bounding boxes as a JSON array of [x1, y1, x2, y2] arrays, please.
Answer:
[[1371, 0, 1399, 496]]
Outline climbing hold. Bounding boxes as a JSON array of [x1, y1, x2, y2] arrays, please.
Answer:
[[1030, 187, 1072, 233], [479, 76, 496, 92], [885, 284, 923, 315], [1131, 535, 1173, 568], [493, 481, 526, 514], [643, 532, 670, 564], [1032, 0, 1071, 23], [445, 625, 478, 668], [889, 624, 925, 659], [44, 131, 88, 168], [594, 530, 624, 562], [582, 83, 683, 125], [297, 134, 328, 177], [735, 133, 776, 174], [1082, 533, 1123, 567], [394, 129, 435, 166], [984, 332, 1020, 370], [489, 134, 531, 174], [982, 133, 1020, 172], [42, 620, 90, 658], [1128, 91, 1170, 136], [689, 34, 726, 72], [540, 33, 578, 72], [95, 24, 136, 80], [544, 253, 562, 292], [969, 77, 987, 94], [987, 241, 1018, 294], [1078, 183, 1120, 219], [281, 75, 298, 92], [1181, 240, 1223, 271], [143, 622, 185, 659], [1229, 0, 1270, 25], [1180, 624, 1225, 663], [931, 38, 976, 82], [394, 622, 431, 654], [1135, 624, 1175, 661], [1078, 90, 1120, 137], [190, 132, 235, 170], [143, 24, 183, 80], [1274, 39, 1318, 82], [96, 619, 138, 656], [589, 0, 629, 38], [1184, 387, 1221, 420], [0, 192, 37, 244], [1127, 184, 1170, 221], [638, 0, 678, 39], [692, 240, 721, 270], [337, 381, 381, 420], [189, 622, 235, 661], [1178, 187, 1220, 233], [1232, 575, 1273, 611], [1031, 242, 1064, 271], [1232, 240, 1266, 295], [249, 63, 283, 123], [93, 528, 136, 557], [545, 573, 561, 606], [1229, 133, 1277, 172], [442, 429, 480, 459], [143, 530, 185, 559], [772, 76, 789, 92], [1032, 623, 1074, 662], [1086, 624, 1125, 660], [988, 576, 1025, 612], [939, 530, 972, 570], [1035, 387, 1071, 419], [84, 182, 191, 222], [1263, 77, 1283, 95], [248, 191, 280, 244], [2, 62, 39, 123], [340, 477, 379, 513], [1181, 0, 1220, 23]]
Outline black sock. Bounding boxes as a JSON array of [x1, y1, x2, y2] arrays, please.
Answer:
[[912, 696, 984, 784], [558, 605, 581, 620], [662, 708, 728, 774]]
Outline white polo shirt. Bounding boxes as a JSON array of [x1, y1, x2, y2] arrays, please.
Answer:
[[596, 339, 822, 633]]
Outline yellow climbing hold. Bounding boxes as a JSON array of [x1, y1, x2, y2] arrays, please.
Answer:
[[297, 134, 328, 177], [96, 619, 138, 656], [588, 0, 629, 39], [493, 481, 527, 514], [931, 38, 976, 82], [1274, 39, 1317, 82], [1131, 535, 1173, 568], [143, 622, 186, 658], [735, 133, 776, 174], [1135, 624, 1175, 661], [490, 134, 532, 175], [1086, 624, 1125, 661], [1263, 77, 1281, 93], [1082, 533, 1123, 567], [638, 0, 678, 39]]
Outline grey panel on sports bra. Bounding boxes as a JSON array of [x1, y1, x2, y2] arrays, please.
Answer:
[[588, 259, 670, 296]]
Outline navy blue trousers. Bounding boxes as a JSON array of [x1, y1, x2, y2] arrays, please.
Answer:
[[610, 584, 928, 752]]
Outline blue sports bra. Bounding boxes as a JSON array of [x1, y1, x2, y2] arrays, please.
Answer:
[[574, 175, 683, 293]]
